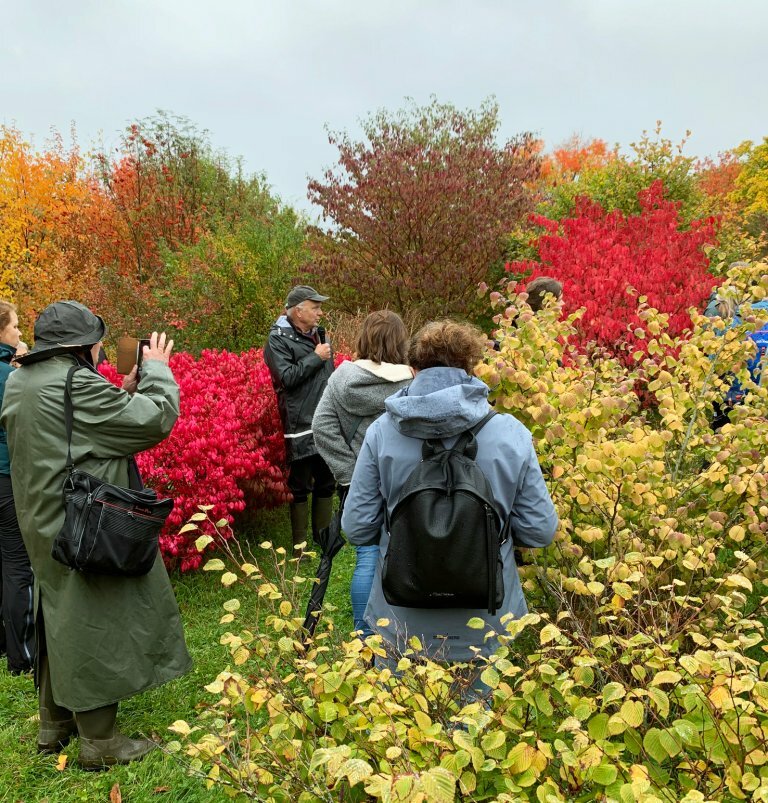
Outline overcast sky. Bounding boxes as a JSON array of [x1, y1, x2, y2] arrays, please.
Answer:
[[2, 0, 767, 215]]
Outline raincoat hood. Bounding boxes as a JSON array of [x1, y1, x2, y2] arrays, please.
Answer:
[[385, 367, 491, 440]]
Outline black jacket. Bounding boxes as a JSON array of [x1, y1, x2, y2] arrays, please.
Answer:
[[263, 315, 334, 462]]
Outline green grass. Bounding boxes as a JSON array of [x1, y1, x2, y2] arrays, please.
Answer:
[[0, 505, 357, 802]]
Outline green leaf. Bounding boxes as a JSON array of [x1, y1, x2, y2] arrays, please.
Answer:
[[588, 713, 609, 741], [591, 763, 618, 786], [203, 558, 225, 572], [659, 728, 682, 758], [480, 666, 500, 689], [317, 701, 338, 723], [335, 758, 373, 787], [480, 730, 506, 753], [602, 682, 625, 704], [624, 727, 643, 755], [643, 728, 668, 763], [440, 750, 470, 777], [647, 686, 670, 718], [466, 617, 486, 629], [420, 767, 456, 803]]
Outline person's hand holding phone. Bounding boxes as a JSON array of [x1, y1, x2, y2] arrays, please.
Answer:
[[121, 366, 139, 395], [143, 331, 174, 365]]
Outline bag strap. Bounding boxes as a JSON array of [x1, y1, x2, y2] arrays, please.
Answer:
[[340, 414, 364, 448], [63, 364, 86, 472]]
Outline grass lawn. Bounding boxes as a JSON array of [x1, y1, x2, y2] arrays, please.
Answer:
[[0, 505, 357, 802]]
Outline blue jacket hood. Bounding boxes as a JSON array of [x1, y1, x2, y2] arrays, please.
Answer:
[[384, 367, 491, 439]]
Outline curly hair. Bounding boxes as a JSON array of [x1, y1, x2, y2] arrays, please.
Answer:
[[355, 310, 409, 364], [408, 320, 487, 374]]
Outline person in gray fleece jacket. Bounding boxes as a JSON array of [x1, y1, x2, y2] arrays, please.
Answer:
[[313, 311, 413, 635], [341, 320, 558, 666]]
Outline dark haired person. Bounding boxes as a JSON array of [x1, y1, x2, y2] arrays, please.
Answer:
[[2, 301, 191, 769], [525, 276, 563, 313], [313, 310, 413, 635], [341, 320, 558, 669], [264, 286, 336, 558], [0, 301, 35, 675]]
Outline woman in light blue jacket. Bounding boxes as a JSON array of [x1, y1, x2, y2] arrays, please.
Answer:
[[341, 320, 558, 664]]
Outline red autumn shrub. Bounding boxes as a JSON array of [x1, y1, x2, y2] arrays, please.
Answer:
[[100, 349, 292, 571], [507, 181, 718, 360]]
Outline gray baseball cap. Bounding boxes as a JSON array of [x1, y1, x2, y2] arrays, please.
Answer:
[[17, 301, 107, 364], [285, 285, 329, 308]]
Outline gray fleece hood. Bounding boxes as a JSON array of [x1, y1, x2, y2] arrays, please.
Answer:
[[327, 360, 413, 418], [385, 367, 491, 439]]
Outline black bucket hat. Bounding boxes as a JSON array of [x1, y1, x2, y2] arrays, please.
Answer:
[[16, 301, 107, 365]]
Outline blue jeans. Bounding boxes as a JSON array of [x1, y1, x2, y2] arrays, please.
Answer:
[[350, 545, 378, 637]]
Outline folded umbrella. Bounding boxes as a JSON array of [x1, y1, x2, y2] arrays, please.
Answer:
[[302, 490, 347, 639]]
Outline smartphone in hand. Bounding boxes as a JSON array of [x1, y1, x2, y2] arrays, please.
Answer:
[[117, 337, 151, 375]]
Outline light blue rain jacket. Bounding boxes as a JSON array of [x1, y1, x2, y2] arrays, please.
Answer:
[[341, 367, 558, 661]]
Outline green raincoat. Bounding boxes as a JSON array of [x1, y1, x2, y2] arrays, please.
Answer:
[[0, 355, 192, 712]]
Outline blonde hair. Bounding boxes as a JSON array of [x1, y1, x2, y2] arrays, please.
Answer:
[[0, 301, 16, 332]]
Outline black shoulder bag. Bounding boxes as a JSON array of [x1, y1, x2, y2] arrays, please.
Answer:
[[51, 365, 174, 576]]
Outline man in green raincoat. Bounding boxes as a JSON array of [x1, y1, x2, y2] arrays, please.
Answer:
[[0, 301, 192, 769]]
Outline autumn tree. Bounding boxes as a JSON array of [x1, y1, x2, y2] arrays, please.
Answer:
[[93, 112, 295, 336], [0, 126, 106, 329], [307, 98, 540, 323], [730, 137, 768, 258], [540, 123, 705, 223]]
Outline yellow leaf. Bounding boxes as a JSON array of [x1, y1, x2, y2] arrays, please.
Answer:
[[203, 559, 225, 572], [222, 598, 240, 612], [552, 465, 564, 479], [179, 522, 198, 534], [540, 624, 561, 645], [709, 685, 731, 710], [221, 572, 238, 587], [726, 574, 753, 593], [55, 753, 68, 771], [194, 535, 214, 552], [651, 670, 682, 686], [190, 512, 208, 521]]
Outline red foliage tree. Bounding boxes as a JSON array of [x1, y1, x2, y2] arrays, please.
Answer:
[[308, 99, 540, 323], [507, 181, 717, 360]]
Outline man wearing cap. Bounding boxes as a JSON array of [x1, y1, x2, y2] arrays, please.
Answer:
[[1, 301, 191, 769], [264, 286, 336, 557]]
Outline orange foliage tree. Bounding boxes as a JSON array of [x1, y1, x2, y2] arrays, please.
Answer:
[[0, 126, 109, 331]]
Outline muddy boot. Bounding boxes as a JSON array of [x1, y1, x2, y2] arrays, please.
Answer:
[[289, 501, 309, 560], [76, 703, 156, 771], [37, 655, 77, 754], [312, 495, 334, 541]]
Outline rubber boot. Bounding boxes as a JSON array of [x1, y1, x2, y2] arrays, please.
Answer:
[[289, 501, 309, 559], [37, 654, 77, 754], [76, 703, 156, 771], [312, 495, 334, 541]]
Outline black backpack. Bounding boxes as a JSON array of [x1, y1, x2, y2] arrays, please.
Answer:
[[382, 411, 505, 615]]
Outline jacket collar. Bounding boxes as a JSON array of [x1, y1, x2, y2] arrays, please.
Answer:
[[0, 342, 16, 363]]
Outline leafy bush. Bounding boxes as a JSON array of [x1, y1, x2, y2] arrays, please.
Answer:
[[308, 97, 540, 325], [172, 262, 768, 801], [100, 349, 291, 571], [506, 182, 717, 365]]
